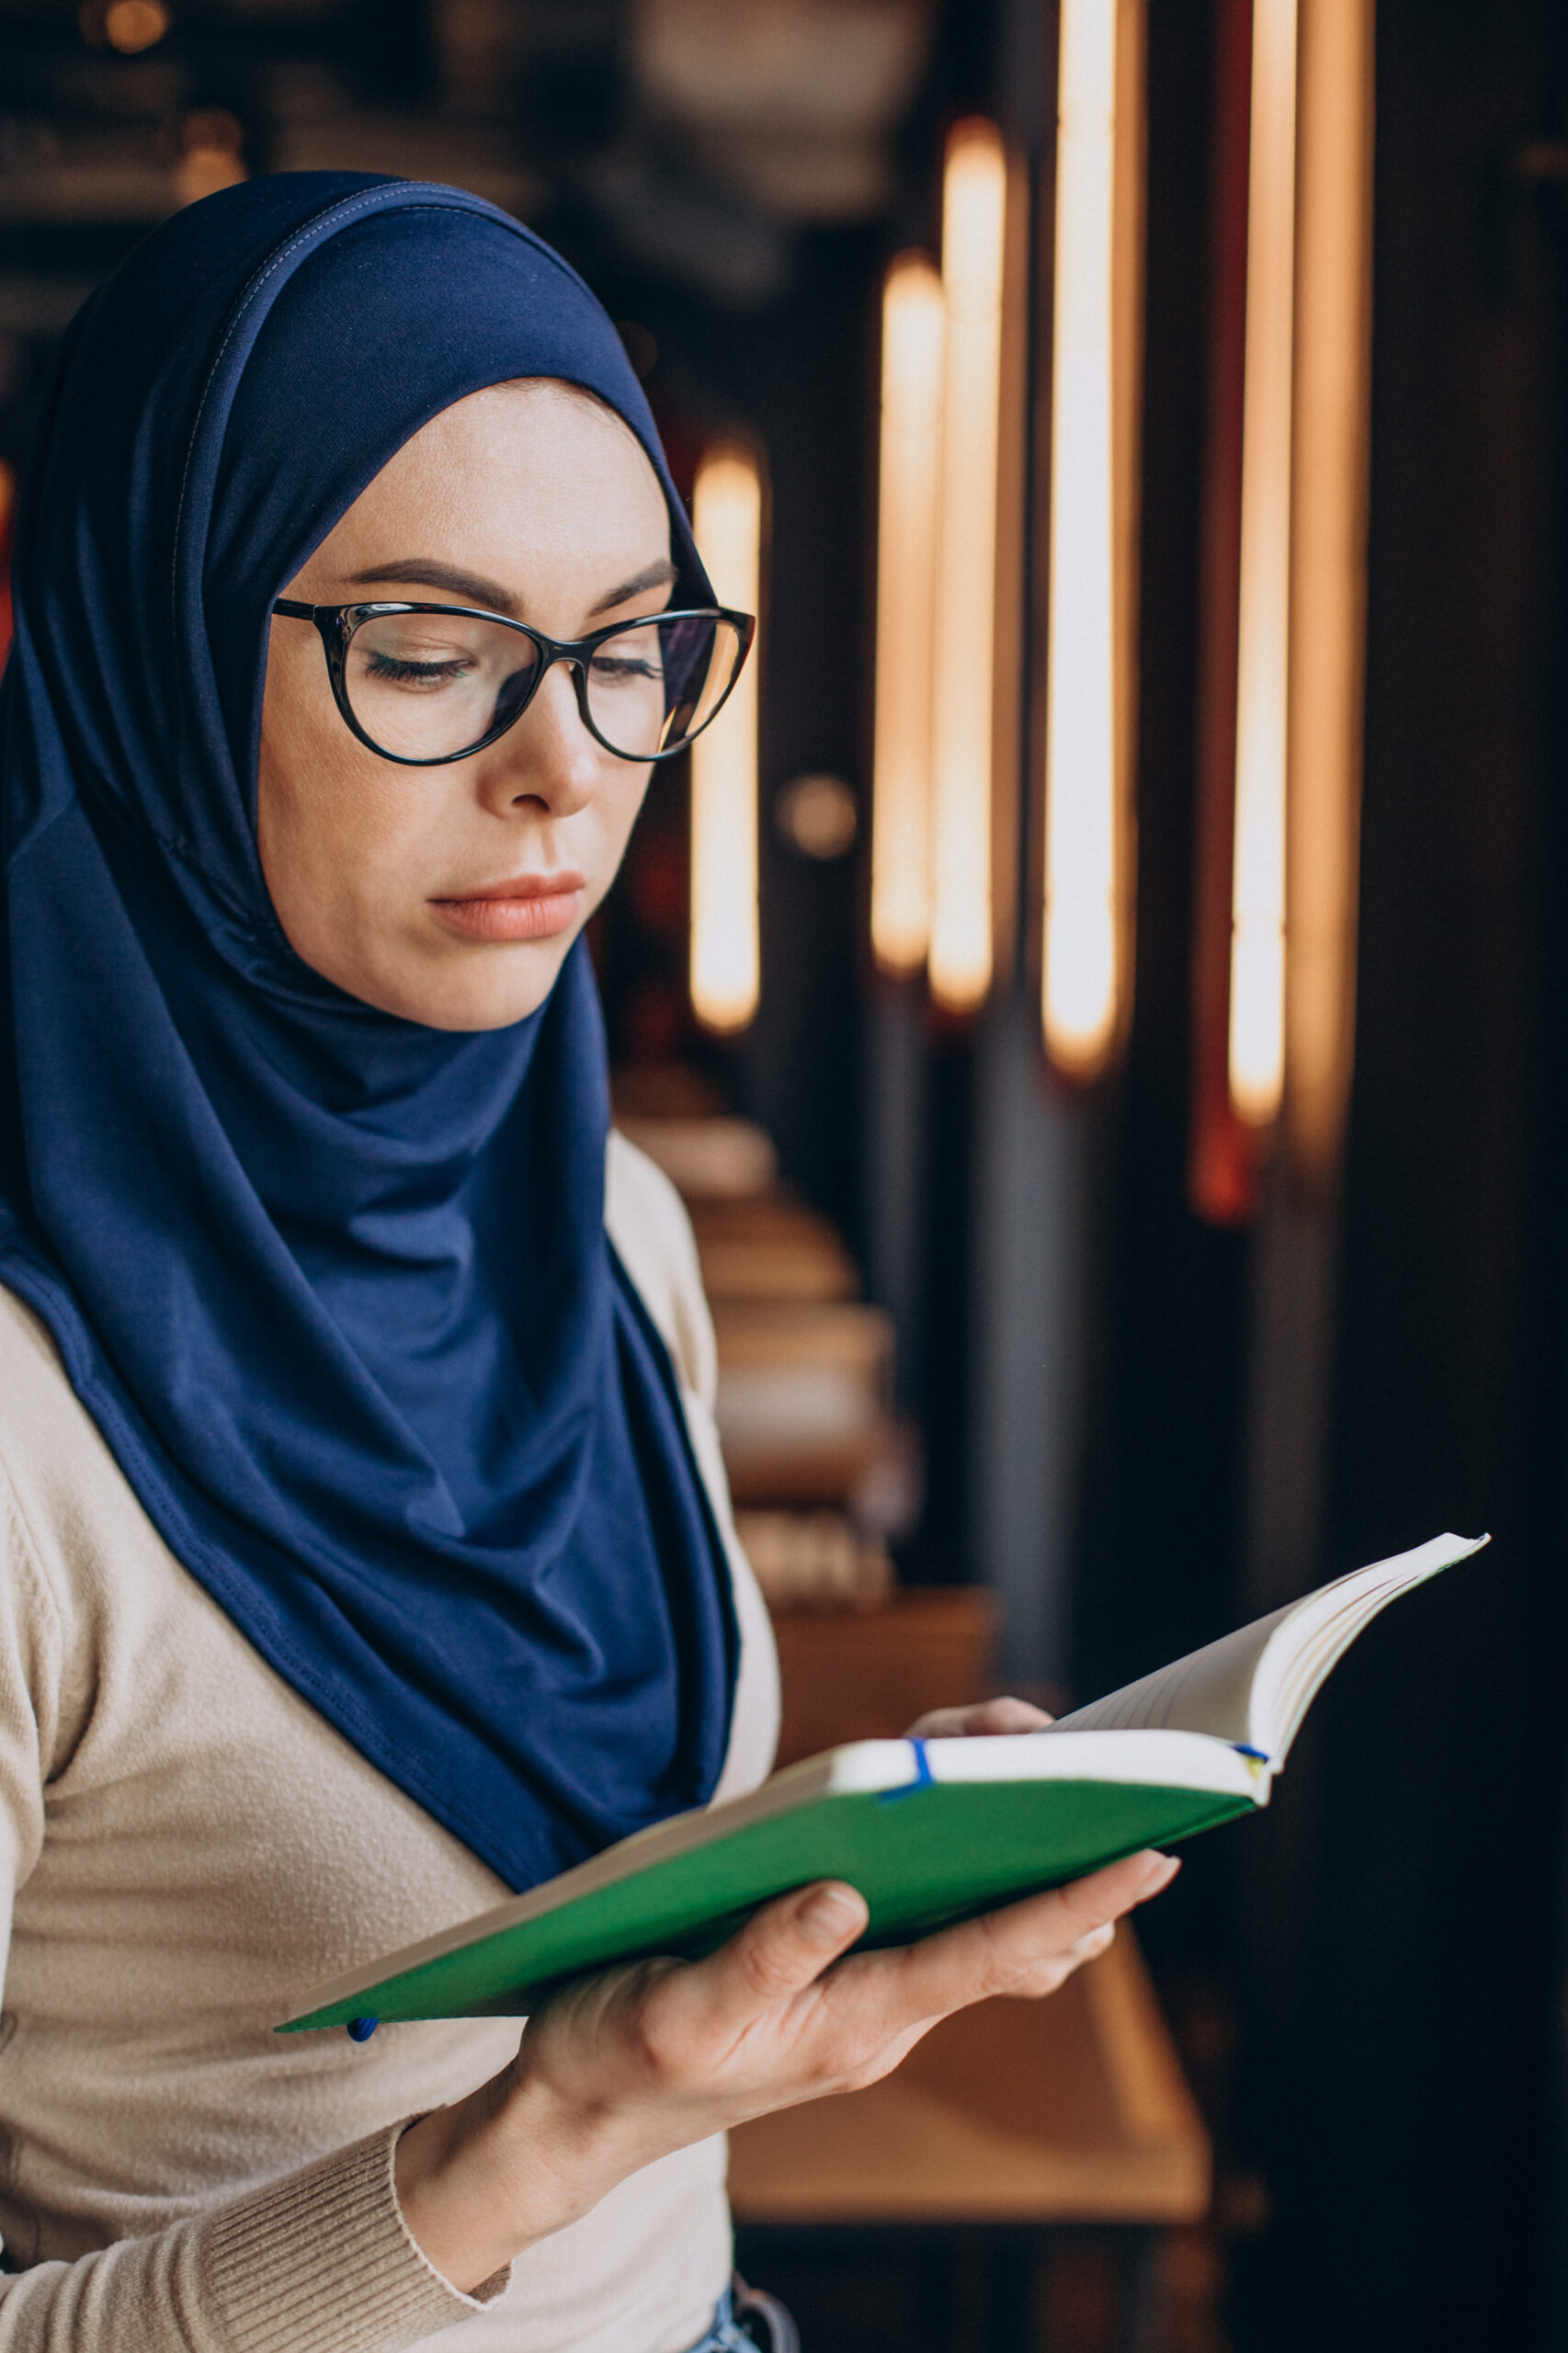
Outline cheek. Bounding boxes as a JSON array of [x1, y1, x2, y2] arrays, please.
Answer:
[[257, 656, 425, 949], [585, 764, 655, 900]]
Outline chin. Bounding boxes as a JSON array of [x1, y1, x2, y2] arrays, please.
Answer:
[[415, 998, 557, 1034], [314, 920, 580, 1030], [395, 946, 574, 1032]]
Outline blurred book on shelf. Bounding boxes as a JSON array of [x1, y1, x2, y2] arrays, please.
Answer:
[[711, 1299, 895, 1506], [613, 1063, 778, 1199], [617, 1113, 778, 1200], [732, 1508, 892, 1612], [687, 1196, 858, 1302], [613, 1065, 919, 1606]]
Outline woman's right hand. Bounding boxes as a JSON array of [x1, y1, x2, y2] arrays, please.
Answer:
[[393, 1846, 1179, 2292]]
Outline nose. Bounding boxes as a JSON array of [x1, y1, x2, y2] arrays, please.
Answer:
[[475, 658, 603, 821]]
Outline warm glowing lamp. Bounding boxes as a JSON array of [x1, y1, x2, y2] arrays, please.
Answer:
[[1041, 0, 1144, 1080], [1228, 0, 1298, 1128], [689, 445, 763, 1035], [1285, 0, 1374, 1189], [80, 0, 169, 52], [870, 253, 944, 979], [928, 119, 1006, 1017], [176, 108, 248, 207]]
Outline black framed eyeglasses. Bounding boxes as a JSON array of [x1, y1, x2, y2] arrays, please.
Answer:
[[271, 598, 756, 768]]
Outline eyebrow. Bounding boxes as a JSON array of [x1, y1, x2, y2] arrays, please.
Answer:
[[585, 559, 678, 617], [345, 560, 519, 613], [343, 556, 680, 623]]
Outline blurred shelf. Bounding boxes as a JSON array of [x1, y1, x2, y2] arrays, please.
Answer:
[[613, 1091, 909, 1516], [769, 1586, 996, 1768], [0, 163, 174, 222], [268, 111, 542, 218], [690, 1194, 858, 1302], [733, 1507, 892, 1612]]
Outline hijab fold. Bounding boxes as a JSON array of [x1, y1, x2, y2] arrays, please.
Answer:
[[0, 175, 737, 1894]]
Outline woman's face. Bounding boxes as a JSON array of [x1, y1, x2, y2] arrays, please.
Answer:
[[258, 380, 674, 1030]]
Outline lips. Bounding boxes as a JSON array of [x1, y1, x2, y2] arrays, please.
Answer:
[[429, 870, 586, 944]]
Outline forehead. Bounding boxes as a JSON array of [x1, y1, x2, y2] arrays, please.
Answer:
[[322, 381, 670, 574]]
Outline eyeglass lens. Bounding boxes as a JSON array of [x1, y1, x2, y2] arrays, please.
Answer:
[[343, 610, 744, 764]]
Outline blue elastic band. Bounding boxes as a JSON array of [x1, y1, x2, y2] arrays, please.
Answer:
[[346, 2016, 379, 2041]]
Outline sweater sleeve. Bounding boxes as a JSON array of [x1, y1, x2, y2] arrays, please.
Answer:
[[0, 1472, 509, 2353], [0, 2121, 509, 2353]]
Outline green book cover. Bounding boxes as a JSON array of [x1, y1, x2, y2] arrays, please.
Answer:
[[278, 1530, 1484, 2036]]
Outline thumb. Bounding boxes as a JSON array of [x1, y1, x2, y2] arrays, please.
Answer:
[[696, 1881, 869, 2029]]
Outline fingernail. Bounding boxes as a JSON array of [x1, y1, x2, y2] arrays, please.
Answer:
[[798, 1885, 862, 1947], [1140, 1854, 1181, 1896]]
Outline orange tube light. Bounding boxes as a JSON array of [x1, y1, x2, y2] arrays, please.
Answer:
[[1285, 0, 1374, 1188], [928, 118, 1006, 1017], [1042, 0, 1142, 1080], [871, 253, 945, 979], [689, 445, 762, 1035], [1228, 0, 1298, 1128]]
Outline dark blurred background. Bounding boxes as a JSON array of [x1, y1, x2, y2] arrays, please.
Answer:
[[2, 4, 1566, 2349]]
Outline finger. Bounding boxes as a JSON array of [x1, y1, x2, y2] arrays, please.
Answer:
[[903, 1697, 1055, 1739], [1004, 1917, 1118, 1997], [678, 1880, 870, 2036], [857, 1850, 1176, 2019]]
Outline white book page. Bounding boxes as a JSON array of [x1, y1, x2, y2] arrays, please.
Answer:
[[1250, 1531, 1485, 1758], [1047, 1533, 1486, 1762], [1047, 1609, 1291, 1747]]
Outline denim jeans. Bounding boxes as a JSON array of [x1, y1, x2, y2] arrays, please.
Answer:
[[683, 2276, 800, 2353]]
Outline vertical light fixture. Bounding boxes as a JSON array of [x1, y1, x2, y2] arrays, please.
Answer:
[[689, 444, 762, 1034], [1188, 0, 1258, 1222], [928, 117, 1006, 1017], [1227, 0, 1298, 1127], [1285, 0, 1375, 1190], [870, 253, 945, 978], [1040, 0, 1145, 1080]]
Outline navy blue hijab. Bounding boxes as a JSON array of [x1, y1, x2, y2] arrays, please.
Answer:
[[0, 175, 737, 1893]]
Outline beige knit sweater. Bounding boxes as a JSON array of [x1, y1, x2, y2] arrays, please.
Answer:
[[0, 1132, 779, 2353]]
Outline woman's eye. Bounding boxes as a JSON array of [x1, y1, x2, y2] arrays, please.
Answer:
[[363, 653, 472, 691], [590, 654, 662, 686]]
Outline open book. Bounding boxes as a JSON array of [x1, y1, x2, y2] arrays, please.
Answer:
[[280, 1531, 1484, 2035]]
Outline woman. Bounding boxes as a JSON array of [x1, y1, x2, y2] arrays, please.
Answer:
[[0, 175, 1176, 2351]]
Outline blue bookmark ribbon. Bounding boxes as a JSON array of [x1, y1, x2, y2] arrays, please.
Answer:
[[878, 1738, 935, 1802]]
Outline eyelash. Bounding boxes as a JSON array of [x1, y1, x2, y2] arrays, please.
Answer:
[[589, 654, 661, 682], [365, 654, 472, 686]]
